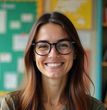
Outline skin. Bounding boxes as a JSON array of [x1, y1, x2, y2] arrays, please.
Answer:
[[34, 23, 75, 109]]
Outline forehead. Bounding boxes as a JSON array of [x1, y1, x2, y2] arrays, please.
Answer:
[[35, 23, 69, 42]]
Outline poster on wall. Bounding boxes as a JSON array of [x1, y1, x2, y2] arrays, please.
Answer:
[[48, 0, 92, 29], [0, 0, 43, 96]]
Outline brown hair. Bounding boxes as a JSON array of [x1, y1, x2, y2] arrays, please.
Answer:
[[19, 12, 93, 110]]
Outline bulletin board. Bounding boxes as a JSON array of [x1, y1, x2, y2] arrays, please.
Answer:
[[48, 0, 92, 29], [0, 0, 42, 95]]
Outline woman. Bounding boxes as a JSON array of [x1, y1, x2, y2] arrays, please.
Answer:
[[0, 12, 105, 110]]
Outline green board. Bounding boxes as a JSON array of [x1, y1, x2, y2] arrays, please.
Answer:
[[0, 1, 37, 93]]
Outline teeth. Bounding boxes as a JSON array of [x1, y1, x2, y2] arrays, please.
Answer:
[[46, 63, 62, 67]]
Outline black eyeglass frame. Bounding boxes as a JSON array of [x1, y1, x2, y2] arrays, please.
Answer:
[[32, 39, 75, 56]]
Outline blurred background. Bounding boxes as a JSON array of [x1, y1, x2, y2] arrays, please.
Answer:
[[0, 0, 107, 108]]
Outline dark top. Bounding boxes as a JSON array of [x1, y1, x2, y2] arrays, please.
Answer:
[[0, 91, 106, 110]]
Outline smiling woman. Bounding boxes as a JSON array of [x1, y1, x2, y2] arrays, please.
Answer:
[[34, 23, 74, 79], [0, 12, 106, 110]]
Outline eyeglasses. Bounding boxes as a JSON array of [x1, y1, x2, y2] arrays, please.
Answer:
[[32, 39, 75, 56]]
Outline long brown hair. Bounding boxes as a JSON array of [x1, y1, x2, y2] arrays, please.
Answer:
[[19, 12, 93, 110]]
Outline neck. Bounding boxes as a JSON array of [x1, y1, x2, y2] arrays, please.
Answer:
[[42, 76, 67, 105]]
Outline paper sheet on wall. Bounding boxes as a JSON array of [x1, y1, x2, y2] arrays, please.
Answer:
[[78, 30, 91, 49], [0, 10, 6, 34], [4, 72, 18, 89], [13, 34, 29, 51], [10, 20, 21, 29], [21, 13, 33, 22], [0, 53, 12, 63], [17, 57, 24, 73], [49, 0, 92, 29]]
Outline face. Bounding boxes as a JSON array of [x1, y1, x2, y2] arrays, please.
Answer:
[[34, 23, 75, 79]]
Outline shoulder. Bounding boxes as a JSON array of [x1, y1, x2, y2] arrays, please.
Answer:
[[0, 91, 20, 110], [89, 96, 106, 110]]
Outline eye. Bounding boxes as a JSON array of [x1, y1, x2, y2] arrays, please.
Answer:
[[58, 42, 70, 49], [36, 43, 49, 51]]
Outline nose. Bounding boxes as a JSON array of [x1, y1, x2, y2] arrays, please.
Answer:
[[48, 45, 59, 57]]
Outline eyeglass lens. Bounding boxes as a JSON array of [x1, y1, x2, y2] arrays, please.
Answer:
[[34, 40, 74, 56]]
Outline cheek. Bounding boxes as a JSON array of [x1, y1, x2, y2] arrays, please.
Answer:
[[35, 55, 44, 69], [35, 55, 40, 68], [65, 54, 74, 69]]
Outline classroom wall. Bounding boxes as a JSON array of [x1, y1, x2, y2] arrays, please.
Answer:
[[0, 0, 103, 100]]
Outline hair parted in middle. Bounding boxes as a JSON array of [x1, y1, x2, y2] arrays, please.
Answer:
[[18, 11, 93, 110]]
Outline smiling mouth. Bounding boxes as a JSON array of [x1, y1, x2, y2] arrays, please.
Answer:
[[45, 62, 64, 67]]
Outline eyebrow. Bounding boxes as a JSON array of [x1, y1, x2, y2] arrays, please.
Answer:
[[35, 38, 70, 43]]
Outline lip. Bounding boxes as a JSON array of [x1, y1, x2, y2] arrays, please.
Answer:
[[45, 62, 64, 68]]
